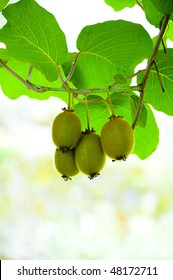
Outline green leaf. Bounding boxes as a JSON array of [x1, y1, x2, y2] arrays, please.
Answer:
[[113, 74, 128, 85], [64, 52, 125, 88], [77, 20, 152, 73], [139, 49, 173, 115], [134, 104, 159, 160], [130, 95, 147, 127], [74, 95, 110, 133], [0, 0, 9, 11], [152, 35, 167, 51], [0, 0, 68, 82], [0, 59, 68, 102], [151, 0, 173, 14], [110, 92, 159, 159], [64, 21, 153, 89], [167, 21, 173, 41], [142, 0, 163, 28], [0, 48, 10, 66], [104, 0, 136, 11]]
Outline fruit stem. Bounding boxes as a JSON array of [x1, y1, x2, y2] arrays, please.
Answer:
[[85, 95, 91, 131], [71, 93, 75, 110], [65, 82, 72, 110], [106, 87, 116, 117]]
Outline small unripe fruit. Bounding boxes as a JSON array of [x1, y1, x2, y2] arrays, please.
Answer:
[[54, 148, 79, 180], [52, 109, 82, 151], [101, 116, 135, 160], [75, 131, 106, 179]]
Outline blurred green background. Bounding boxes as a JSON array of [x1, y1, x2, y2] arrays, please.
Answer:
[[1, 0, 173, 260]]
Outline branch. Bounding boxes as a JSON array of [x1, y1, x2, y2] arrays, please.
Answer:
[[126, 69, 145, 81], [0, 58, 142, 96], [0, 59, 48, 92], [135, 0, 144, 10], [132, 14, 171, 129]]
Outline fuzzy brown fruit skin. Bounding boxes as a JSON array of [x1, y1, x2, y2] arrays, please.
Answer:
[[52, 110, 82, 151], [75, 132, 106, 179], [101, 116, 135, 160], [54, 149, 79, 180]]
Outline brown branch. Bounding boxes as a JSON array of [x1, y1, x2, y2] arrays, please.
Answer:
[[0, 59, 142, 96], [0, 59, 47, 92], [132, 14, 171, 129], [135, 0, 144, 10], [126, 69, 145, 81]]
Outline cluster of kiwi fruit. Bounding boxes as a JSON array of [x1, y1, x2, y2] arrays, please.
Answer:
[[52, 107, 135, 181]]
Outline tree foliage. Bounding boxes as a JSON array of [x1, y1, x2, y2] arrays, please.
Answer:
[[0, 0, 173, 160]]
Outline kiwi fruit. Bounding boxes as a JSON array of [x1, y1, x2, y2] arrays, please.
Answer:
[[101, 116, 135, 161]]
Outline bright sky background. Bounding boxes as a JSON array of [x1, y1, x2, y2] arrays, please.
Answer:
[[1, 0, 158, 50], [38, 0, 158, 51]]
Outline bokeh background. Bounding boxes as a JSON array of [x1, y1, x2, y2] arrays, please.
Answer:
[[1, 0, 173, 260]]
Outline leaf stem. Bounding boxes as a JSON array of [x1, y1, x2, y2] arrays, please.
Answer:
[[0, 59, 46, 92], [132, 14, 171, 129], [65, 53, 79, 82], [27, 65, 33, 81]]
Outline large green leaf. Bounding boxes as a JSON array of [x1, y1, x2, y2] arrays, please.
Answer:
[[63, 52, 126, 88], [64, 21, 152, 89], [77, 20, 152, 73], [0, 0, 9, 11], [139, 49, 173, 115], [142, 0, 163, 28], [110, 93, 159, 159], [104, 0, 136, 11], [151, 0, 173, 14], [0, 59, 68, 102], [0, 0, 68, 82]]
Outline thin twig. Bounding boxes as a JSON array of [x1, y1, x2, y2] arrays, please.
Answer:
[[132, 14, 171, 129], [135, 0, 144, 10], [153, 60, 165, 92], [125, 69, 145, 81], [0, 59, 47, 92]]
